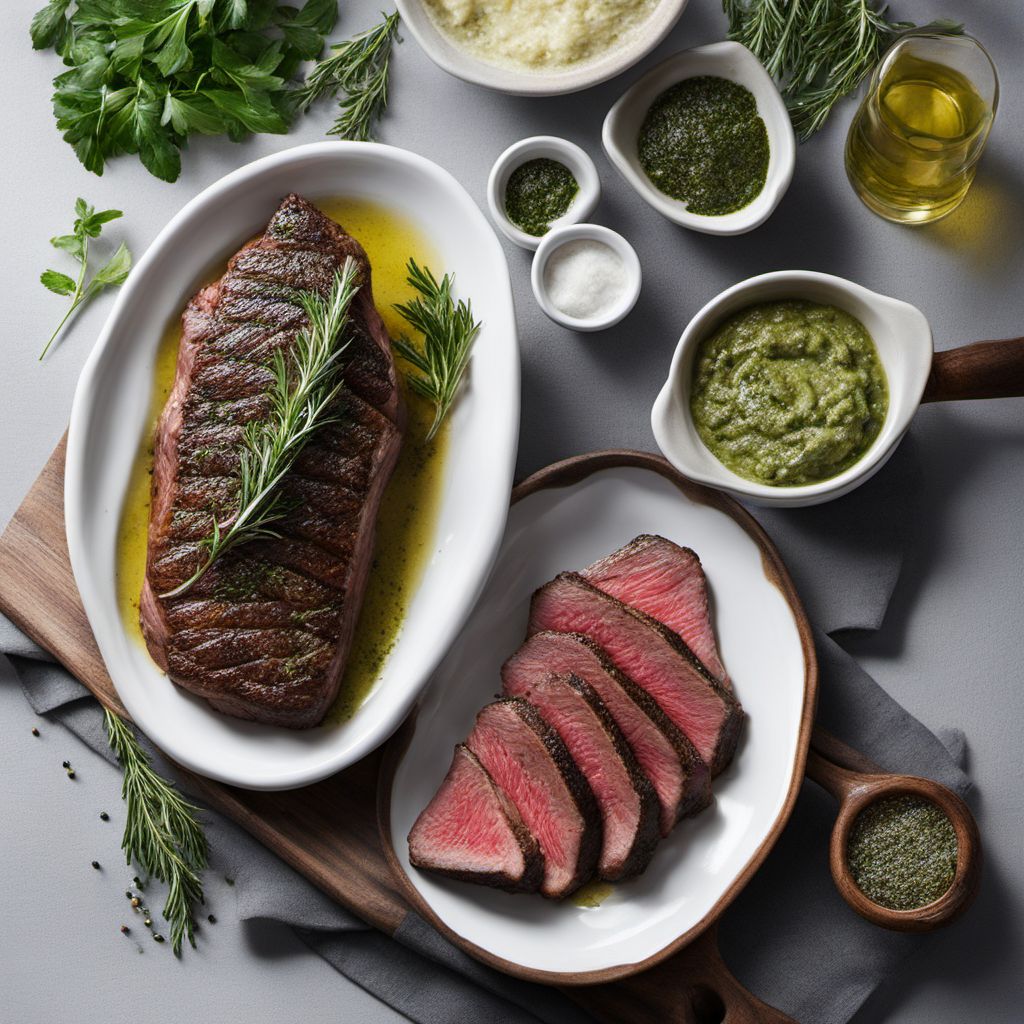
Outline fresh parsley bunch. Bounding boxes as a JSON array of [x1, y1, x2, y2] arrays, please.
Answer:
[[30, 0, 340, 182]]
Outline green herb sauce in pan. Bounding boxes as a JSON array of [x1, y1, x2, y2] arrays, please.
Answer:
[[638, 76, 769, 216], [847, 795, 958, 910], [690, 301, 888, 487], [505, 158, 578, 237]]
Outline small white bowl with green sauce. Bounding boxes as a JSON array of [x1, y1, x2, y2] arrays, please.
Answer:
[[603, 41, 795, 235], [652, 271, 934, 507], [487, 136, 600, 251]]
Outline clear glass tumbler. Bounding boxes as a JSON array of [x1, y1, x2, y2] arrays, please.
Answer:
[[845, 33, 998, 224]]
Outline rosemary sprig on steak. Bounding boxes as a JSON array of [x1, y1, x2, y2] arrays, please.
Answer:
[[104, 709, 208, 955], [162, 257, 361, 598], [393, 259, 481, 441]]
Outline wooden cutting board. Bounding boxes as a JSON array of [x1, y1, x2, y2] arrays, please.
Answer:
[[0, 438, 797, 1024]]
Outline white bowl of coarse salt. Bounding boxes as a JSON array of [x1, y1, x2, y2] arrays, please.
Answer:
[[531, 224, 642, 332]]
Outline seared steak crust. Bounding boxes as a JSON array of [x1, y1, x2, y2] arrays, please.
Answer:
[[141, 195, 403, 728]]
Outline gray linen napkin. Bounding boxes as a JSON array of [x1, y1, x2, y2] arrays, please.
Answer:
[[2, 444, 973, 1024]]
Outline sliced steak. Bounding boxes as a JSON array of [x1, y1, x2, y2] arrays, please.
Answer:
[[528, 574, 744, 775], [408, 744, 543, 893], [583, 535, 730, 687], [503, 632, 710, 835], [502, 671, 660, 881], [141, 194, 403, 728], [466, 698, 601, 899]]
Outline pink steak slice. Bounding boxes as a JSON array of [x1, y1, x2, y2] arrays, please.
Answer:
[[408, 744, 543, 892], [503, 632, 710, 836], [583, 535, 730, 687], [502, 671, 661, 881], [466, 698, 601, 899], [528, 574, 744, 775]]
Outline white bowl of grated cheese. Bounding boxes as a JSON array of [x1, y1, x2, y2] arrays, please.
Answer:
[[531, 223, 642, 332], [395, 0, 690, 96]]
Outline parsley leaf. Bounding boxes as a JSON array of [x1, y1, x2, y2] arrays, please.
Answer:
[[31, 0, 340, 182], [39, 199, 133, 360]]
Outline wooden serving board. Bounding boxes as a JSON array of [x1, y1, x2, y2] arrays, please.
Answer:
[[0, 439, 797, 1024]]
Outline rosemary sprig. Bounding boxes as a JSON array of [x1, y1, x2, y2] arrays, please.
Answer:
[[104, 710, 208, 955], [393, 259, 480, 442], [724, 0, 962, 141], [161, 258, 361, 599], [294, 11, 401, 141]]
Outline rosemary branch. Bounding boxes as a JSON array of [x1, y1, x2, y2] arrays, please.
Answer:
[[724, 0, 962, 140], [104, 710, 208, 955], [161, 258, 361, 599], [392, 259, 480, 442], [294, 11, 401, 141]]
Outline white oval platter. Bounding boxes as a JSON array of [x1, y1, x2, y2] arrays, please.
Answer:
[[382, 453, 815, 982], [65, 142, 519, 790]]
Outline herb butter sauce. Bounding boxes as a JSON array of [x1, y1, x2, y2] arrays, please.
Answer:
[[639, 76, 769, 216], [504, 158, 578, 237], [116, 199, 449, 725], [690, 301, 889, 487], [847, 795, 958, 910]]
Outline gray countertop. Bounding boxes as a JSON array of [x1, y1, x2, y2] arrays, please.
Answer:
[[1, 0, 1022, 1020]]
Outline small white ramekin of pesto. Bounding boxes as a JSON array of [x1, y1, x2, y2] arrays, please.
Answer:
[[689, 301, 889, 487]]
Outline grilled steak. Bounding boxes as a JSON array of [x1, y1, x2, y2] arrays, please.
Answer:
[[583, 535, 730, 687], [141, 194, 403, 728], [528, 574, 744, 775], [502, 672, 660, 881], [408, 744, 544, 892], [466, 698, 602, 899], [503, 632, 710, 835]]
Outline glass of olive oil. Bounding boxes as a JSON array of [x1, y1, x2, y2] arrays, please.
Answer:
[[845, 33, 998, 224]]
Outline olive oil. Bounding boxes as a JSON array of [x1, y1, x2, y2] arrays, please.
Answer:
[[115, 199, 448, 725], [845, 35, 997, 224]]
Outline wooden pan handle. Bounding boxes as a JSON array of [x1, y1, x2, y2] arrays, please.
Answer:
[[922, 338, 1024, 403], [568, 926, 798, 1023]]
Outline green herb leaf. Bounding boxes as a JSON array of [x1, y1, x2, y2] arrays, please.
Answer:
[[30, 0, 71, 50], [40, 269, 76, 295], [33, 0, 340, 181], [104, 710, 208, 956], [39, 197, 132, 359], [724, 0, 964, 141], [393, 259, 480, 441], [294, 11, 400, 141], [161, 259, 361, 598]]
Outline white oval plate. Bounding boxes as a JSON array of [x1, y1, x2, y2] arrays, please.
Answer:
[[381, 453, 815, 983], [65, 142, 519, 790]]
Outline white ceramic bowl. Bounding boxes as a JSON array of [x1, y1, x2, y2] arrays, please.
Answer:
[[487, 136, 600, 251], [531, 223, 642, 332], [651, 271, 933, 508], [65, 142, 520, 789], [395, 0, 689, 96], [603, 41, 796, 235]]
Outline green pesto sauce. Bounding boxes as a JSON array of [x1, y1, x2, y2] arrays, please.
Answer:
[[504, 158, 578, 237], [690, 301, 889, 487], [847, 796, 958, 910], [638, 75, 769, 216]]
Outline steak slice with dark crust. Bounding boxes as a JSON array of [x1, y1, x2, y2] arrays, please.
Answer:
[[503, 632, 710, 835], [408, 744, 544, 893], [141, 194, 403, 729], [466, 698, 602, 899], [502, 671, 661, 881], [583, 535, 731, 687], [528, 574, 744, 775]]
